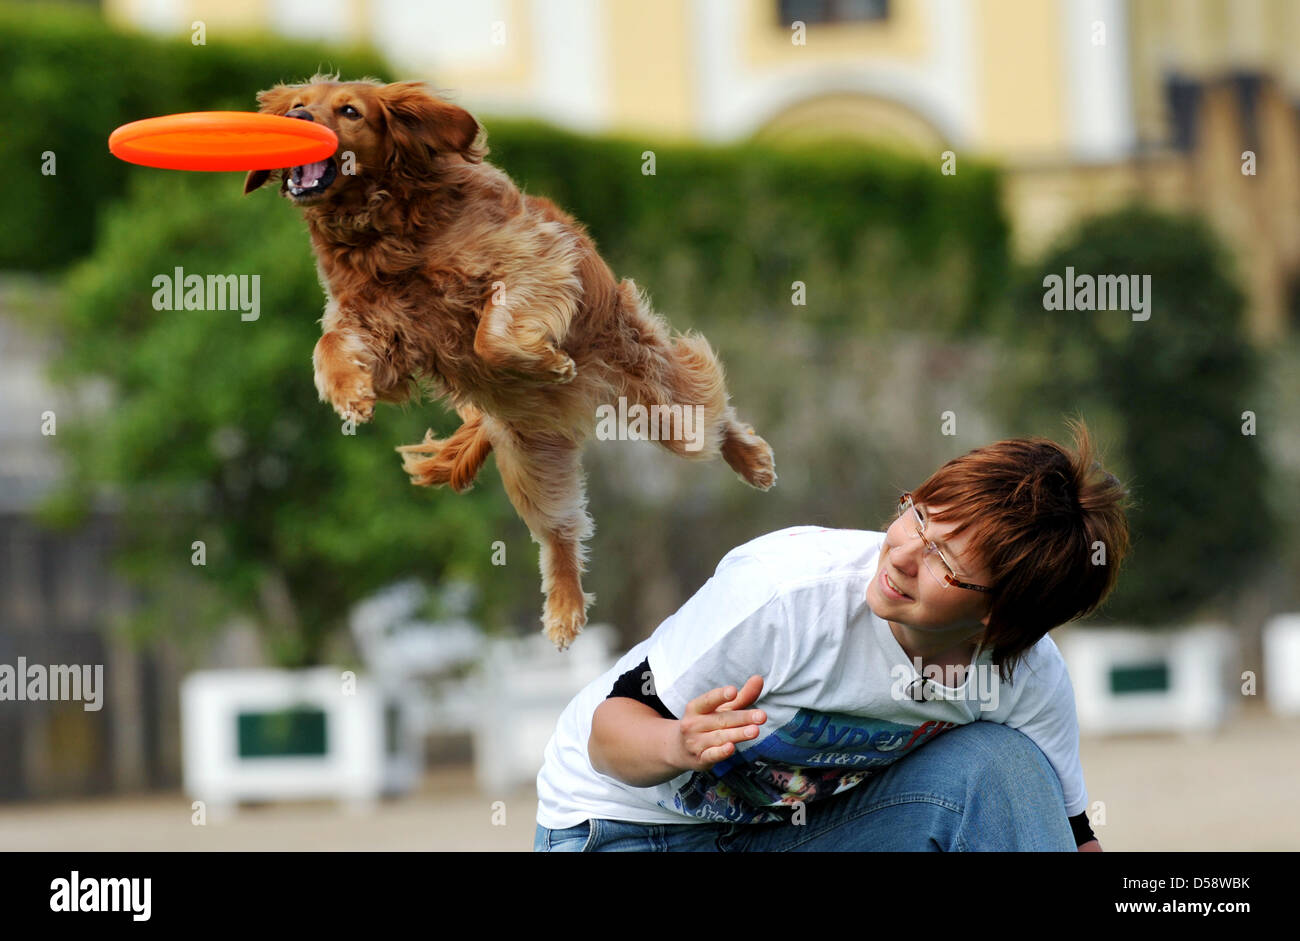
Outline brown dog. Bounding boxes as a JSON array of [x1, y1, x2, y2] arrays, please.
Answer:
[[244, 75, 775, 650]]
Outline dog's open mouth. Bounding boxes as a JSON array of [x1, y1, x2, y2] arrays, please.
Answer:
[[287, 158, 338, 199]]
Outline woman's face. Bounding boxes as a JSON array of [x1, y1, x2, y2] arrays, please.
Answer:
[[866, 500, 994, 634]]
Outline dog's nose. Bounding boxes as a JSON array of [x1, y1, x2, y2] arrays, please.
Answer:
[[285, 108, 314, 122]]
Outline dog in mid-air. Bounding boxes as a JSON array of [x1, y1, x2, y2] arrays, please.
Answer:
[[243, 75, 776, 649]]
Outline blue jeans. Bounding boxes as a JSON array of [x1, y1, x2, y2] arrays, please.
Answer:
[[534, 720, 1077, 851]]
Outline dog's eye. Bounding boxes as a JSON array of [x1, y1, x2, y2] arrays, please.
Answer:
[[340, 104, 361, 118], [292, 103, 305, 110]]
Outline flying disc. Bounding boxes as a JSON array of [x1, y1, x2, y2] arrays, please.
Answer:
[[108, 111, 338, 171]]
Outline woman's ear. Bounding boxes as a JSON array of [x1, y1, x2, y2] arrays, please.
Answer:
[[379, 81, 485, 179]]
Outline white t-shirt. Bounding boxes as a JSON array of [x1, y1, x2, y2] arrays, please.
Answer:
[[535, 526, 1088, 830]]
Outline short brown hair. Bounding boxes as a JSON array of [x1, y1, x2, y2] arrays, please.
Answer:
[[909, 418, 1131, 685]]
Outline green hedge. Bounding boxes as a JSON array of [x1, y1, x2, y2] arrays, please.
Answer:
[[0, 1, 392, 270], [486, 127, 1008, 335], [3, 4, 1007, 336]]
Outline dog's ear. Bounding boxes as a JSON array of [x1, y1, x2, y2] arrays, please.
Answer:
[[244, 168, 272, 194], [378, 81, 485, 181], [253, 83, 302, 116], [244, 83, 302, 195]]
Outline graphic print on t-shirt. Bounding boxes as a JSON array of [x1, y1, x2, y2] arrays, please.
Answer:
[[667, 709, 959, 823]]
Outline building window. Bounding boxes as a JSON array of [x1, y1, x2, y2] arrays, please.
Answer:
[[1164, 75, 1202, 154], [1229, 71, 1262, 157], [779, 0, 890, 25]]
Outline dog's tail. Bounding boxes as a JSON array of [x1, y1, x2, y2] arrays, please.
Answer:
[[397, 408, 494, 492]]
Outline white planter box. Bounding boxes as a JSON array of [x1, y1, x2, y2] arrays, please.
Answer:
[[1264, 614, 1300, 716], [181, 667, 422, 813], [1056, 624, 1233, 735], [471, 625, 618, 794]]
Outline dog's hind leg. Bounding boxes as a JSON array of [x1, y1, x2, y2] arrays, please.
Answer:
[[718, 410, 777, 491], [667, 334, 776, 490], [620, 286, 776, 490], [489, 422, 594, 650], [397, 405, 494, 492]]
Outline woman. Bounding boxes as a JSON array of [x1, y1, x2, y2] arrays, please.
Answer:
[[533, 420, 1128, 851]]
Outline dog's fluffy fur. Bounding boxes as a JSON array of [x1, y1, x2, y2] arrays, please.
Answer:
[[245, 75, 775, 649]]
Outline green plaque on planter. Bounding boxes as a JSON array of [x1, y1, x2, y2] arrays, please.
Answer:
[[237, 707, 328, 758], [1109, 661, 1171, 695]]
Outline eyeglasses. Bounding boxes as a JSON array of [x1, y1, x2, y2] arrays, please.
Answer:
[[895, 493, 993, 593]]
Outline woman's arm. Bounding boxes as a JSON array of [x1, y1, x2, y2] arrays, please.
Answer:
[[588, 698, 693, 787], [588, 677, 767, 788]]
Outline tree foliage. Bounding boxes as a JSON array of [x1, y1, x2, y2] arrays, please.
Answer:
[[1000, 206, 1270, 625], [38, 172, 518, 666]]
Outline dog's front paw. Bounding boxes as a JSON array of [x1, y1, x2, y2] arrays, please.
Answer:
[[327, 374, 376, 424], [340, 397, 375, 425], [313, 332, 377, 425], [544, 353, 577, 384]]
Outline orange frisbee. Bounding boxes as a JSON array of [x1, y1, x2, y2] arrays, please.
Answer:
[[108, 111, 338, 171]]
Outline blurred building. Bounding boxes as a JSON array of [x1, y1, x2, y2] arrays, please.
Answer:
[[105, 0, 1300, 339]]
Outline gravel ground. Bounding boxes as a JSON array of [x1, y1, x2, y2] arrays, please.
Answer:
[[1, 703, 1295, 852]]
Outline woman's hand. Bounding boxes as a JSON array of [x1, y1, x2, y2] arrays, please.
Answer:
[[672, 675, 767, 772]]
